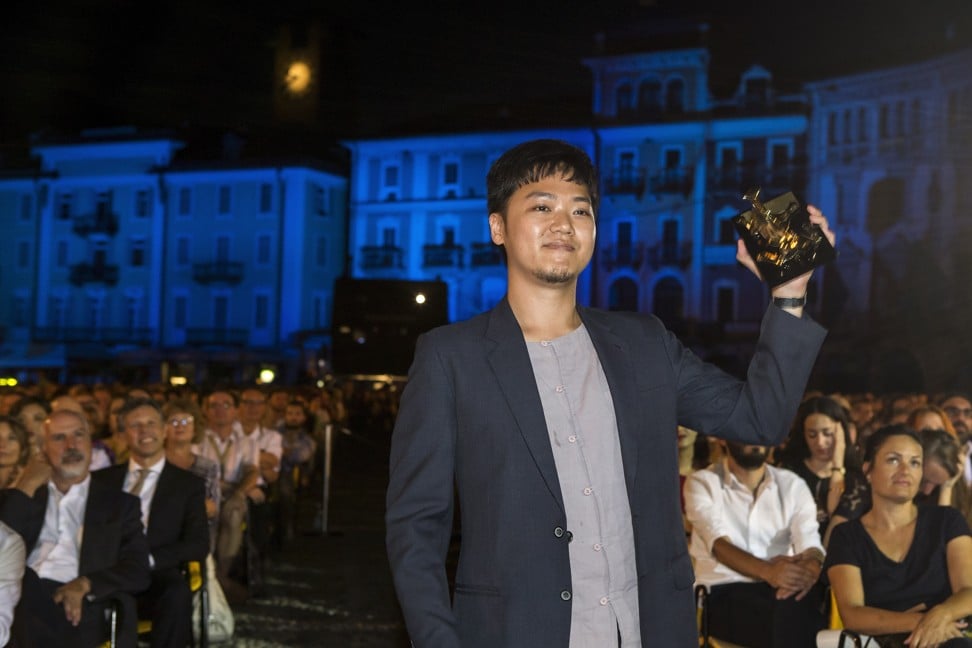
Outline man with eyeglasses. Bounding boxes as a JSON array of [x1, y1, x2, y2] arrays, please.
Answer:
[[194, 389, 259, 599], [100, 397, 208, 648], [939, 392, 972, 529]]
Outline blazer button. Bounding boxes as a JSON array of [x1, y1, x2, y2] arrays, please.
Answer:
[[554, 526, 564, 538], [566, 531, 573, 543], [560, 590, 571, 601]]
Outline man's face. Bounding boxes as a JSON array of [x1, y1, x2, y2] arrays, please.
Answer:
[[123, 405, 167, 462], [269, 392, 289, 412], [489, 174, 596, 289], [284, 405, 306, 429], [942, 396, 972, 441], [206, 392, 237, 426], [724, 441, 769, 470], [240, 390, 267, 425], [44, 411, 92, 482]]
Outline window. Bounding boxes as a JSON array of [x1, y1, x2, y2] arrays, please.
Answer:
[[176, 236, 190, 266], [259, 183, 273, 213], [213, 295, 229, 329], [173, 296, 187, 328], [48, 296, 67, 329], [382, 227, 397, 247], [96, 191, 112, 217], [312, 294, 327, 328], [879, 104, 890, 138], [843, 110, 853, 144], [858, 108, 869, 142], [17, 241, 30, 268], [215, 236, 230, 263], [254, 294, 269, 329], [895, 100, 906, 136], [56, 240, 69, 268], [664, 149, 682, 169], [135, 189, 151, 218], [56, 192, 72, 220], [616, 83, 634, 115], [911, 99, 922, 135], [12, 295, 28, 328], [178, 188, 192, 216], [315, 236, 327, 267], [125, 296, 140, 330], [312, 185, 327, 215], [665, 78, 685, 113], [218, 186, 231, 215], [130, 238, 146, 267], [383, 165, 399, 188], [827, 113, 838, 145], [443, 162, 459, 185], [257, 235, 271, 265], [19, 195, 31, 221], [638, 79, 662, 114], [87, 295, 105, 329]]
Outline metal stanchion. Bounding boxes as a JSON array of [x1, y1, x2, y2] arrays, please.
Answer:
[[321, 422, 333, 536]]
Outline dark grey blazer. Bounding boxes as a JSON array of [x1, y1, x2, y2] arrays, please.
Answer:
[[386, 298, 826, 648]]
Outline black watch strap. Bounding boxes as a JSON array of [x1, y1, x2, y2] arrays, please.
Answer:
[[773, 295, 807, 309]]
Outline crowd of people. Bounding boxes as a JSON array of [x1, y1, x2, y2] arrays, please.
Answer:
[[683, 390, 972, 648], [0, 378, 379, 647]]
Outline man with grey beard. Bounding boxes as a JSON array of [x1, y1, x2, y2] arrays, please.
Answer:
[[0, 408, 150, 647], [685, 441, 825, 647]]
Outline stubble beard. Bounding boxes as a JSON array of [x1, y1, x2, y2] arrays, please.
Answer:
[[533, 268, 575, 285]]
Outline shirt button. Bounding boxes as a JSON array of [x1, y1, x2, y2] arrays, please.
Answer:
[[554, 526, 565, 538], [555, 385, 565, 393], [593, 543, 602, 551], [600, 596, 609, 606], [541, 341, 550, 347], [583, 487, 592, 496], [561, 590, 572, 601], [568, 435, 577, 443]]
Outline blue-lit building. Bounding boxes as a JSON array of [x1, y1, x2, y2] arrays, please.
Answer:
[[2, 42, 971, 388], [0, 128, 347, 384]]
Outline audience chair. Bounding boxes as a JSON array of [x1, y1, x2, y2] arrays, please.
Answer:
[[695, 584, 748, 648], [815, 588, 871, 648], [104, 560, 209, 648]]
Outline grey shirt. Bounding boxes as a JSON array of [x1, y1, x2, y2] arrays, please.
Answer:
[[527, 324, 641, 648]]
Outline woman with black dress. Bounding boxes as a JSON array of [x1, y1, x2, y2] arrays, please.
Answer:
[[778, 395, 869, 546], [826, 425, 972, 648]]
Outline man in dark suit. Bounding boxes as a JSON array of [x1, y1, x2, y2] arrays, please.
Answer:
[[99, 397, 209, 648], [0, 408, 150, 647], [386, 139, 834, 647]]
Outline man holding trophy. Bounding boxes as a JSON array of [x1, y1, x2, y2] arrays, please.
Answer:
[[386, 139, 836, 647]]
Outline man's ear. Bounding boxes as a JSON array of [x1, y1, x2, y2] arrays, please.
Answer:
[[488, 213, 505, 245]]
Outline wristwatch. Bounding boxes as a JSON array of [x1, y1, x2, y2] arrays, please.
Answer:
[[772, 295, 807, 309], [830, 466, 846, 475]]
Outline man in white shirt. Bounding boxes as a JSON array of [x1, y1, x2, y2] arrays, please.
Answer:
[[0, 519, 25, 647], [193, 390, 259, 593], [0, 408, 149, 647], [101, 398, 208, 648], [685, 440, 826, 648]]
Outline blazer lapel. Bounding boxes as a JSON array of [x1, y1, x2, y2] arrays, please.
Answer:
[[485, 299, 565, 513], [578, 308, 639, 493]]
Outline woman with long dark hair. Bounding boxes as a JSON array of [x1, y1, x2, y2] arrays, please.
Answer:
[[778, 395, 869, 545]]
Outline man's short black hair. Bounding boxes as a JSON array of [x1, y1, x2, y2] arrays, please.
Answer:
[[486, 139, 598, 217]]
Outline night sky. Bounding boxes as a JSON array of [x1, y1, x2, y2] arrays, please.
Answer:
[[1, 0, 970, 156]]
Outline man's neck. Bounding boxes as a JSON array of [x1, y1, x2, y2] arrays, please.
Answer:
[[213, 423, 234, 441], [52, 473, 87, 495], [131, 452, 164, 469], [727, 460, 767, 493], [507, 282, 581, 342], [240, 421, 259, 436]]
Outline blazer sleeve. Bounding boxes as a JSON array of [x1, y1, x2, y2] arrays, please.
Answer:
[[0, 488, 45, 550], [385, 332, 461, 648], [85, 492, 151, 600], [151, 473, 209, 571], [670, 305, 827, 447]]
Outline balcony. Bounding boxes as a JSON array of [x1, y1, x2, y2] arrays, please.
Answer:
[[422, 244, 464, 269], [604, 168, 646, 197], [649, 167, 693, 196], [359, 246, 404, 270], [709, 162, 805, 195], [69, 262, 119, 286], [32, 327, 153, 345], [646, 241, 693, 270], [185, 328, 248, 346], [470, 242, 503, 267], [192, 262, 244, 285], [600, 243, 645, 272], [72, 211, 119, 237]]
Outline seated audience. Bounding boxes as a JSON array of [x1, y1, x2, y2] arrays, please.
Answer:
[[826, 425, 972, 648], [910, 405, 959, 439], [277, 400, 316, 548], [164, 400, 221, 552], [778, 395, 869, 545], [685, 440, 826, 648], [49, 395, 113, 470], [101, 398, 209, 648], [0, 409, 150, 647], [8, 397, 50, 455], [0, 417, 31, 489]]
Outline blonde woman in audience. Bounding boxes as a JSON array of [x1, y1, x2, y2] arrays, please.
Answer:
[[163, 400, 221, 550], [0, 417, 30, 489], [910, 405, 959, 439]]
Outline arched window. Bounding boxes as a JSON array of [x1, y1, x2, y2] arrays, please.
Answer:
[[653, 277, 684, 326], [616, 83, 634, 116], [608, 277, 639, 312], [665, 78, 685, 113], [638, 79, 662, 115]]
